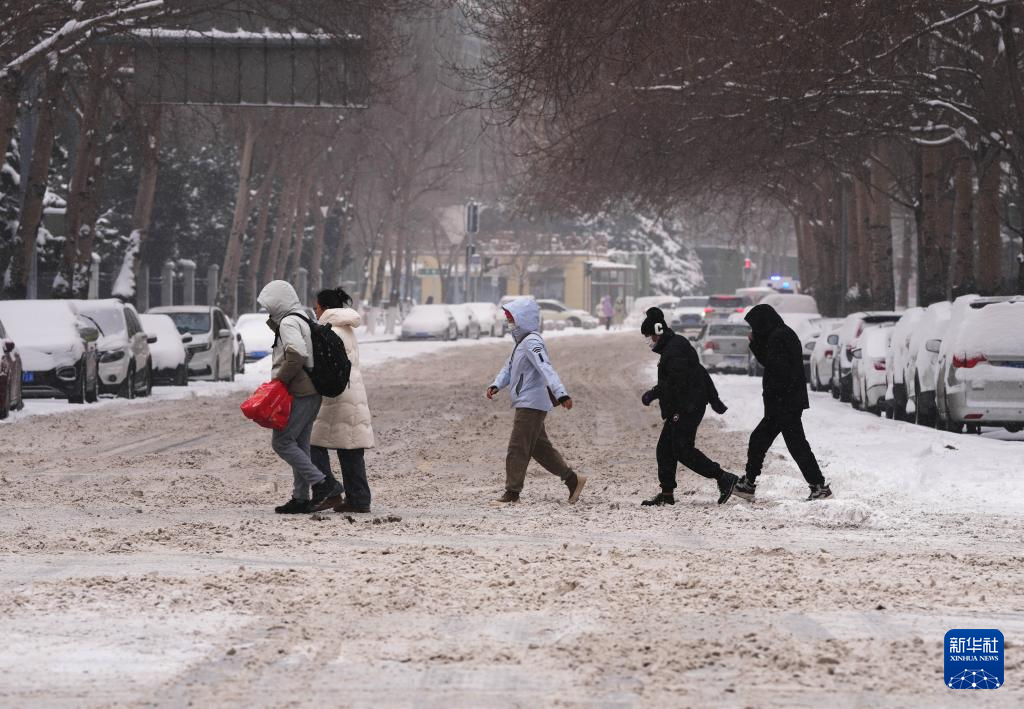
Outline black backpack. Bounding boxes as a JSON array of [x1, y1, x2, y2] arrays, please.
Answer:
[[280, 313, 351, 397]]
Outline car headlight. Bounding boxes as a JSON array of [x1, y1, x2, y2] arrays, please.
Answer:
[[100, 350, 126, 363]]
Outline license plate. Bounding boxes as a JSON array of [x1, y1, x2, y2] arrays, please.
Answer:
[[22, 372, 33, 383], [995, 361, 1024, 369], [727, 356, 745, 363]]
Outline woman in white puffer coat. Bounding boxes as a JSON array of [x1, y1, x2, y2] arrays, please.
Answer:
[[309, 287, 376, 513]]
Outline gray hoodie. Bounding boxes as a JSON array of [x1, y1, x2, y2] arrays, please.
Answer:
[[257, 280, 316, 397], [491, 297, 569, 411]]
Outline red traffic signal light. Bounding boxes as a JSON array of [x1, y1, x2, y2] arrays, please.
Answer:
[[744, 258, 752, 270]]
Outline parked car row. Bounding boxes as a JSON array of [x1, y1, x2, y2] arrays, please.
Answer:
[[0, 299, 249, 411], [810, 296, 1024, 434]]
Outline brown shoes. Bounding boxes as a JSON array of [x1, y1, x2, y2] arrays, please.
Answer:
[[495, 490, 520, 504], [566, 472, 587, 504]]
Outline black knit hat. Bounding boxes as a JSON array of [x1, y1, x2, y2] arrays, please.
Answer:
[[640, 307, 668, 336]]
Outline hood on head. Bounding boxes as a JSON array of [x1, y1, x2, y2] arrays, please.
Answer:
[[257, 280, 302, 321], [744, 304, 784, 335], [320, 307, 361, 328], [503, 297, 540, 334]]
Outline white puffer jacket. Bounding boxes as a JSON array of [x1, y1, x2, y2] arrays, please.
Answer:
[[310, 308, 375, 450]]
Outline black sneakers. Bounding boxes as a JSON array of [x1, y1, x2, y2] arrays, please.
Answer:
[[275, 498, 312, 514], [641, 492, 675, 506], [310, 477, 344, 508], [733, 476, 756, 502], [807, 483, 833, 501], [717, 472, 739, 505], [495, 490, 520, 504]]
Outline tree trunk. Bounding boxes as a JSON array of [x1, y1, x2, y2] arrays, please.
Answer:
[[218, 119, 257, 316], [950, 147, 976, 298], [918, 146, 949, 306], [866, 148, 895, 309], [284, 174, 314, 282], [898, 212, 913, 308], [12, 69, 63, 297], [263, 172, 299, 286], [0, 76, 19, 161], [58, 52, 108, 298], [848, 175, 869, 306], [129, 104, 163, 293], [976, 157, 1003, 295], [245, 157, 278, 309], [372, 231, 390, 306], [308, 184, 332, 297]]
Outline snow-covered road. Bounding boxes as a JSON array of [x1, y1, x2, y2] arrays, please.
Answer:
[[1, 331, 1021, 707]]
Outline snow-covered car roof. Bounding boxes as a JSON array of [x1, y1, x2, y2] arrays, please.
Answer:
[[760, 293, 819, 314], [0, 300, 82, 340], [139, 313, 187, 368], [952, 301, 1024, 358]]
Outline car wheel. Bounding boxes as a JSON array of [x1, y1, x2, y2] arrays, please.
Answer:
[[1004, 424, 1023, 433], [568, 317, 581, 328], [120, 368, 136, 400], [227, 360, 235, 383], [139, 364, 153, 397], [175, 364, 188, 386], [69, 364, 87, 404]]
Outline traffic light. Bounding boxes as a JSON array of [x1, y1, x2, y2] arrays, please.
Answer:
[[466, 202, 479, 234], [744, 257, 752, 270]]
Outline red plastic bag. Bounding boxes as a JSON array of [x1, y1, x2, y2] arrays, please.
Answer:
[[241, 380, 293, 430]]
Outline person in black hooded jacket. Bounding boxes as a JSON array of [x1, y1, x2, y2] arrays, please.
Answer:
[[640, 308, 738, 506], [735, 304, 832, 501]]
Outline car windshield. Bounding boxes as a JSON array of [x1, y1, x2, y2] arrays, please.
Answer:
[[709, 324, 750, 337], [78, 308, 124, 336], [165, 312, 211, 334], [709, 296, 744, 308]]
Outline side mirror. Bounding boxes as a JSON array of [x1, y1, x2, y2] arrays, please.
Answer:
[[181, 334, 194, 344], [852, 348, 863, 359], [827, 334, 839, 345], [78, 326, 100, 343], [147, 335, 158, 344], [3, 339, 14, 353], [217, 328, 231, 339], [925, 339, 941, 354]]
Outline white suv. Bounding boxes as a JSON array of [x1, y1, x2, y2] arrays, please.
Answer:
[[75, 299, 155, 398], [148, 306, 236, 381]]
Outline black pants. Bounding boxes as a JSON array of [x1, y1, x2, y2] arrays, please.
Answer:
[[310, 446, 372, 508], [745, 411, 824, 486], [656, 410, 725, 491]]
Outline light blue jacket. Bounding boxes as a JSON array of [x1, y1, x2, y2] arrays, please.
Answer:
[[491, 297, 569, 411]]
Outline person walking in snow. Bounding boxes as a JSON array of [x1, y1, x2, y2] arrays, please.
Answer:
[[309, 287, 375, 514], [258, 280, 343, 514], [486, 297, 587, 505], [640, 307, 739, 506], [600, 294, 615, 330], [734, 304, 832, 502]]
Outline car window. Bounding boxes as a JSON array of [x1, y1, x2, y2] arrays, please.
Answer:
[[165, 312, 211, 334], [709, 296, 744, 309], [709, 324, 751, 337]]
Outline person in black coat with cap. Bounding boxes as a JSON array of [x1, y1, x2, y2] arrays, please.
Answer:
[[734, 304, 832, 501], [640, 308, 739, 506]]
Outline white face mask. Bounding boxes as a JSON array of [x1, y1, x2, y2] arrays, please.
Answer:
[[646, 335, 659, 350]]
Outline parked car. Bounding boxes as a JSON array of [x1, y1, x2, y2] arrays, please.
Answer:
[[791, 316, 835, 381], [850, 324, 894, 414], [148, 305, 236, 381], [903, 301, 954, 425], [450, 303, 482, 339], [734, 286, 775, 304], [537, 299, 599, 328], [139, 313, 188, 386], [669, 296, 708, 335], [0, 300, 99, 403], [400, 304, 459, 340], [759, 293, 819, 316], [467, 302, 502, 337], [235, 312, 275, 362], [883, 307, 925, 419], [934, 295, 1024, 432], [934, 300, 1024, 434], [704, 294, 750, 322], [809, 320, 843, 391], [0, 315, 25, 418], [698, 322, 751, 373], [75, 299, 154, 398], [228, 317, 246, 374], [831, 311, 901, 402]]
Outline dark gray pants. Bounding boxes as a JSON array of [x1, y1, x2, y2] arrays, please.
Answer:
[[310, 446, 372, 508], [271, 393, 324, 501]]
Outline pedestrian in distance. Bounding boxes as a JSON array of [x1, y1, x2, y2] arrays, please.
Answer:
[[734, 304, 832, 502], [486, 297, 587, 504], [640, 307, 739, 506], [258, 280, 343, 514], [309, 287, 375, 514], [600, 294, 615, 330]]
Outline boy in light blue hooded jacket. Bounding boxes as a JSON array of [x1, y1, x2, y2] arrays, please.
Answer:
[[486, 297, 587, 504]]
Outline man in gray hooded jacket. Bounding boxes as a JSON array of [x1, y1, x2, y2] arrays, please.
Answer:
[[257, 280, 343, 514], [486, 297, 587, 504]]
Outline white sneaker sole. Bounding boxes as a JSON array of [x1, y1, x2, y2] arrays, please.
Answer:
[[568, 474, 587, 504]]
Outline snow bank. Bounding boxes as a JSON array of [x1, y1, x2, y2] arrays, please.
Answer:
[[711, 374, 1024, 520]]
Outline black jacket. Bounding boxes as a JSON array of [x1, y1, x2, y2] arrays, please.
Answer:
[[651, 328, 721, 419], [745, 304, 809, 416]]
